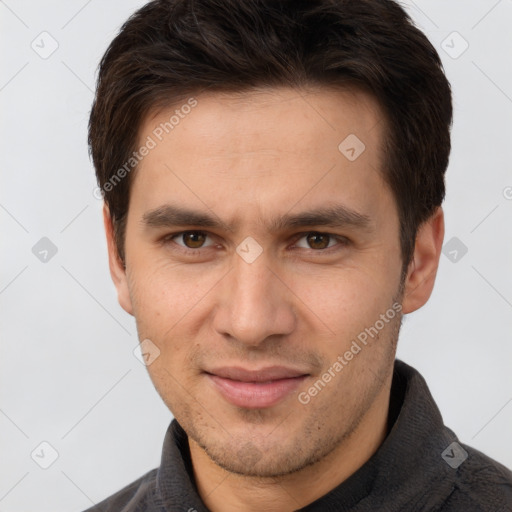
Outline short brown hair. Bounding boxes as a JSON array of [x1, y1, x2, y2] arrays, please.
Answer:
[[89, 0, 452, 266]]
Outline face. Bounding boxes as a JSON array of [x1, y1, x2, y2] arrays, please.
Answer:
[[111, 87, 408, 478]]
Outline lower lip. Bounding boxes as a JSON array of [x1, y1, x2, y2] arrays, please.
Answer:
[[207, 374, 307, 409]]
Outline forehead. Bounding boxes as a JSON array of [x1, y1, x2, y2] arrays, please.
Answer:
[[129, 86, 395, 232], [140, 85, 383, 158]]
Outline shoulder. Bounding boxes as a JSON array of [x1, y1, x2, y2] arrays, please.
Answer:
[[436, 443, 512, 512], [82, 468, 159, 512]]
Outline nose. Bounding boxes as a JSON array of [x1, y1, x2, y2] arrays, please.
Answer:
[[212, 249, 296, 348]]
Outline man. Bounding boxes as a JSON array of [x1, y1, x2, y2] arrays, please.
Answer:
[[86, 0, 512, 510]]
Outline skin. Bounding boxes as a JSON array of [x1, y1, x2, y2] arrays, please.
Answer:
[[104, 87, 444, 511]]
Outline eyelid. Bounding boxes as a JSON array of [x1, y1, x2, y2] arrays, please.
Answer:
[[291, 232, 350, 251], [161, 230, 349, 253], [163, 230, 216, 249]]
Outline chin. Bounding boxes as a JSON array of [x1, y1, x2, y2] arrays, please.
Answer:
[[190, 421, 347, 479]]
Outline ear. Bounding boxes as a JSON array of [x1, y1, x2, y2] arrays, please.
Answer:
[[103, 204, 134, 316], [402, 207, 444, 314]]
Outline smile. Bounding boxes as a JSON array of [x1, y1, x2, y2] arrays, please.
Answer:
[[205, 366, 309, 409]]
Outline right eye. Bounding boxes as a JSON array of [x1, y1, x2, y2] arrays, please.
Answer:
[[168, 231, 215, 249]]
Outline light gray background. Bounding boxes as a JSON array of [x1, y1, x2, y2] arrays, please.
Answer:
[[1, 1, 511, 511]]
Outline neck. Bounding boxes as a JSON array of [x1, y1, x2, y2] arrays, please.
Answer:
[[189, 377, 393, 512]]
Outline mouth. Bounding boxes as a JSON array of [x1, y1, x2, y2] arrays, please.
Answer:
[[204, 366, 309, 409]]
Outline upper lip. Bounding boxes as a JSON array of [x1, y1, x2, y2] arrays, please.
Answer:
[[206, 366, 309, 382]]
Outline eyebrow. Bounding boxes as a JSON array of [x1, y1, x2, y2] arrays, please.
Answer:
[[142, 203, 374, 233]]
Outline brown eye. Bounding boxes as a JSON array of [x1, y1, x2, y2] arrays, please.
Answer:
[[306, 233, 331, 250], [165, 230, 216, 254], [181, 231, 207, 248]]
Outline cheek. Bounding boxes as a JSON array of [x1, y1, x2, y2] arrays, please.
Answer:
[[289, 265, 395, 341], [128, 255, 214, 320], [126, 258, 225, 374], [128, 264, 206, 400]]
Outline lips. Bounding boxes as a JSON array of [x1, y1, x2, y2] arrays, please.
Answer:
[[205, 366, 309, 409]]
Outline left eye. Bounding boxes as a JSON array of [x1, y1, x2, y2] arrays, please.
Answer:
[[170, 231, 215, 249], [295, 233, 341, 250]]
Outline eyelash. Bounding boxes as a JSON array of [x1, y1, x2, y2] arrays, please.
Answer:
[[291, 232, 349, 252], [161, 231, 350, 256]]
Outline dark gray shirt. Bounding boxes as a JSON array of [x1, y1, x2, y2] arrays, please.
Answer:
[[85, 360, 512, 511]]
